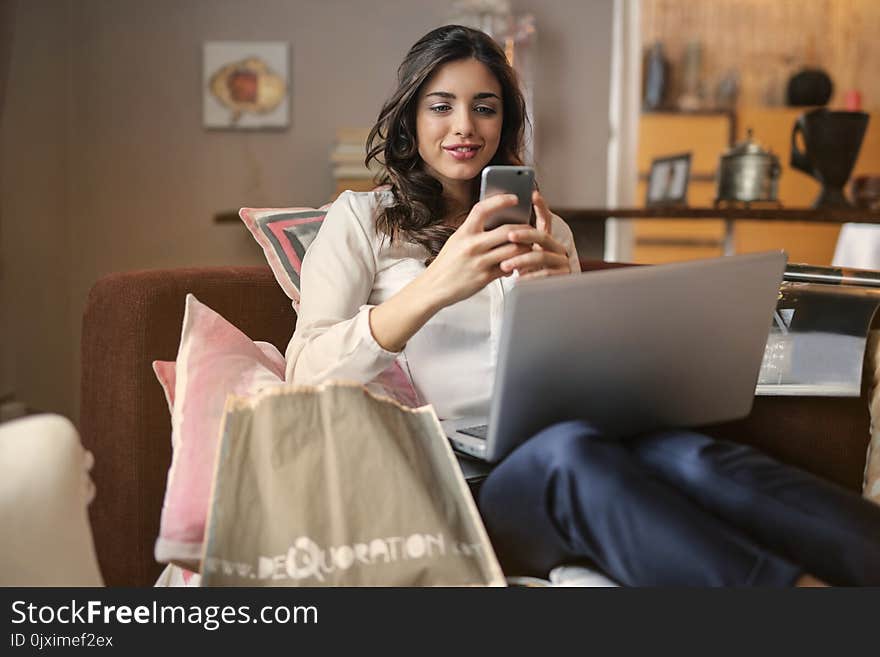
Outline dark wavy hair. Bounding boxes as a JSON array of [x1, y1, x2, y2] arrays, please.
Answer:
[[365, 25, 528, 260]]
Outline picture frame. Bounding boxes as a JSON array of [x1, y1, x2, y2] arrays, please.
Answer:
[[645, 152, 692, 207], [203, 41, 290, 130]]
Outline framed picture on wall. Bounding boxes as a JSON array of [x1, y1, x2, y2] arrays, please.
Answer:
[[646, 152, 692, 207], [203, 41, 290, 130]]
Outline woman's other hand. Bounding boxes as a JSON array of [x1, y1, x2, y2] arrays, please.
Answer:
[[422, 193, 534, 308], [498, 191, 572, 280]]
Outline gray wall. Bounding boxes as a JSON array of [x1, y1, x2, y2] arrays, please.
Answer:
[[1, 0, 612, 423], [1, 1, 72, 419]]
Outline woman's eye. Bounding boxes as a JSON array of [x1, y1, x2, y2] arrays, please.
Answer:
[[429, 104, 452, 113], [474, 106, 497, 115]]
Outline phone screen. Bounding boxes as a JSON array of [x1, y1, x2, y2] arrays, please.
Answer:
[[479, 166, 535, 230]]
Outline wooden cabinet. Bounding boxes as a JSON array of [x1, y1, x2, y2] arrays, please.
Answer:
[[633, 108, 880, 265], [634, 112, 730, 263]]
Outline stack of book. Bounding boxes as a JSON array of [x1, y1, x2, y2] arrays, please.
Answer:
[[331, 127, 380, 197]]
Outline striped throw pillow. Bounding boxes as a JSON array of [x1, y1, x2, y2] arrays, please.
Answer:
[[239, 206, 330, 310]]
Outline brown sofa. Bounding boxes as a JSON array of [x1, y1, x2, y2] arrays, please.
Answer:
[[80, 263, 873, 586]]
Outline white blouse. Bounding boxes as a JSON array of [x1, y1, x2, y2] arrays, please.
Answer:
[[285, 190, 581, 420]]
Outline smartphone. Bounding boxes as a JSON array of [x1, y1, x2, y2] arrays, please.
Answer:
[[479, 165, 535, 231]]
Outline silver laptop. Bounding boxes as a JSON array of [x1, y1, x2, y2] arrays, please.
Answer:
[[442, 251, 787, 465]]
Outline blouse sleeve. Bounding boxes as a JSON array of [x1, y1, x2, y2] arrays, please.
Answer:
[[284, 192, 400, 384]]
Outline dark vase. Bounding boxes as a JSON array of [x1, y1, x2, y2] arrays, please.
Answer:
[[786, 69, 833, 107], [790, 108, 870, 208], [643, 42, 669, 111]]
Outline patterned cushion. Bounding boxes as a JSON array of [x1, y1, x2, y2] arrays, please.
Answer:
[[239, 206, 331, 310]]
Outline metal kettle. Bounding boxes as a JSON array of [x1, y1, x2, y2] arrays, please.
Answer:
[[715, 129, 781, 204]]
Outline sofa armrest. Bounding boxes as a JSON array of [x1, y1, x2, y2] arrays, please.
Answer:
[[80, 266, 295, 586]]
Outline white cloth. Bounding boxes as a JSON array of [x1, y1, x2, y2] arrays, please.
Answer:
[[505, 566, 619, 587], [548, 564, 619, 587], [154, 563, 201, 587], [0, 414, 103, 586], [285, 190, 581, 420], [832, 223, 880, 271]]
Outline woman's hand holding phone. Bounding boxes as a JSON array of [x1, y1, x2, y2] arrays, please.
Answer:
[[420, 193, 534, 308], [477, 166, 571, 279], [368, 192, 569, 353], [423, 189, 572, 311]]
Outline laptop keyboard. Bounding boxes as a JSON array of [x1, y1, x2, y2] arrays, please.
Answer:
[[458, 424, 489, 440]]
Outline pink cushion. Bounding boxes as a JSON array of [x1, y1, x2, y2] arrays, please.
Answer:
[[152, 360, 176, 416], [153, 294, 284, 569]]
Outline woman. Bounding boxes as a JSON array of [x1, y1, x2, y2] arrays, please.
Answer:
[[286, 25, 880, 586]]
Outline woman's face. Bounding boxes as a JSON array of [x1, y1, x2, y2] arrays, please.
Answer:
[[415, 58, 503, 194]]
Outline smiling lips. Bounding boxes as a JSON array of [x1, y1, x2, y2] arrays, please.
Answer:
[[443, 144, 481, 161]]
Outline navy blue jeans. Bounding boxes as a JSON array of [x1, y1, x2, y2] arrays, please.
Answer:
[[477, 420, 880, 586]]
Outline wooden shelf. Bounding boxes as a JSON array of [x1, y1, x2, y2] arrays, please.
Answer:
[[555, 206, 880, 260], [215, 206, 880, 225], [555, 207, 880, 224], [214, 211, 243, 224]]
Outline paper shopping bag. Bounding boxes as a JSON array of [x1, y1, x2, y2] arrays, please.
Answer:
[[199, 382, 505, 586]]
